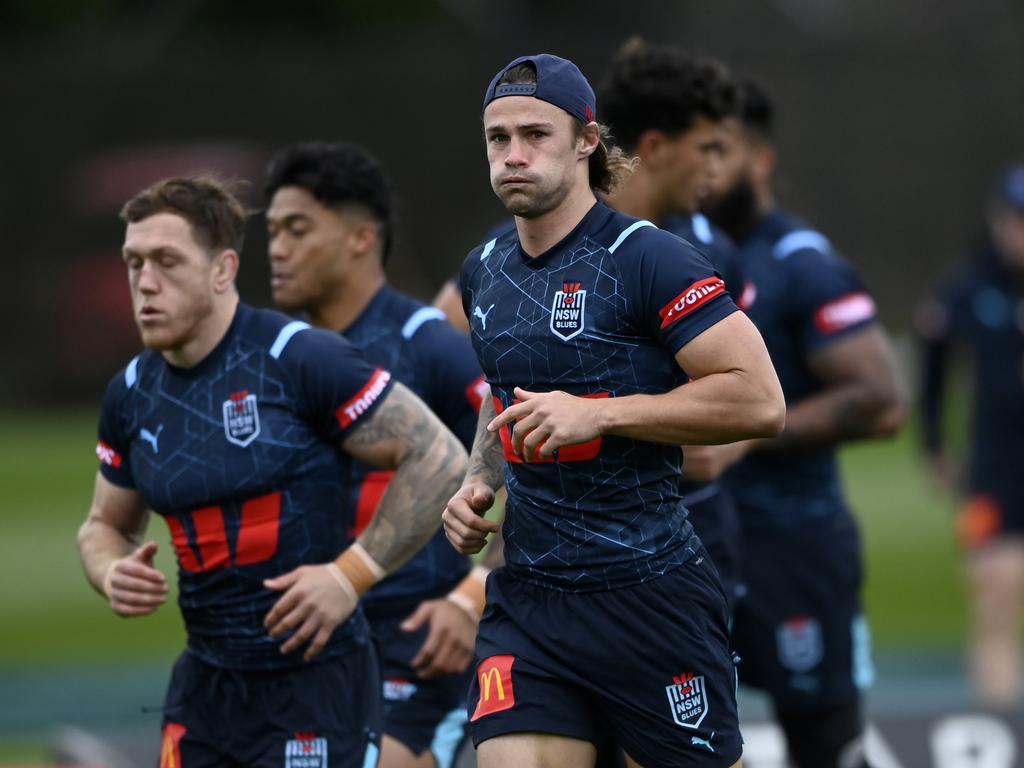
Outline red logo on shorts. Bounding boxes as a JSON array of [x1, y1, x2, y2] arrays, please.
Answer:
[[96, 440, 122, 468], [471, 654, 516, 721], [160, 722, 186, 768]]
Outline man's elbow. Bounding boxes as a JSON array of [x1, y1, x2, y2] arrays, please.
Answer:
[[754, 390, 787, 438], [868, 392, 908, 438]]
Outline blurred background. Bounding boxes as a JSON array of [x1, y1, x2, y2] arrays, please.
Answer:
[[2, 0, 1023, 765]]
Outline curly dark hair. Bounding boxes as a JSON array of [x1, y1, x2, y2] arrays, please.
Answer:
[[263, 141, 393, 261], [735, 77, 775, 141], [598, 37, 738, 153]]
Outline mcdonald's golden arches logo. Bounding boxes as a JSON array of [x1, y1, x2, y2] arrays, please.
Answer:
[[471, 654, 516, 721]]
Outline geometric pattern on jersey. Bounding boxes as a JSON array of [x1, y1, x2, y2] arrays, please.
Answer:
[[339, 285, 483, 607], [96, 303, 393, 669], [722, 208, 877, 530], [460, 202, 737, 591]]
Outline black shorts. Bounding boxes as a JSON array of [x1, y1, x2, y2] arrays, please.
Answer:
[[731, 514, 873, 712], [957, 488, 1024, 548], [683, 483, 741, 611], [367, 604, 471, 768], [158, 646, 381, 768], [468, 556, 743, 768]]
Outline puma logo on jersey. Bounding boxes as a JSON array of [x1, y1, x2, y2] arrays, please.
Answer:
[[474, 304, 495, 330], [140, 425, 164, 453]]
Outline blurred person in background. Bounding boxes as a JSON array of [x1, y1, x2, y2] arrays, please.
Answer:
[[445, 52, 785, 768], [917, 163, 1024, 712], [695, 80, 906, 768], [598, 36, 745, 610], [77, 176, 467, 767], [264, 140, 490, 768]]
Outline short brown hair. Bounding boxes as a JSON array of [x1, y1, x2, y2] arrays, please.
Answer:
[[120, 176, 248, 252]]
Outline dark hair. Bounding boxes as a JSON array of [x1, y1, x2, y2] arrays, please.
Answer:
[[599, 38, 737, 153], [736, 78, 775, 141], [120, 176, 248, 252], [497, 63, 633, 194], [263, 141, 393, 261]]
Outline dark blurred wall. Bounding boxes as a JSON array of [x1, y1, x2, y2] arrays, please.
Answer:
[[2, 0, 1022, 404]]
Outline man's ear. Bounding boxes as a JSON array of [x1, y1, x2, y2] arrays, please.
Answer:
[[212, 249, 240, 293], [578, 121, 601, 159]]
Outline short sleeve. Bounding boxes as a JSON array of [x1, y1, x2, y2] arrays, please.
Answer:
[[279, 326, 396, 443], [620, 227, 739, 355], [413, 318, 486, 450], [96, 374, 135, 488], [787, 247, 878, 350]]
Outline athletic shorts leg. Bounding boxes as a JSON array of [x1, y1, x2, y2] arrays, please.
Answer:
[[732, 515, 874, 711], [372, 611, 471, 768], [468, 557, 743, 767], [160, 646, 382, 768]]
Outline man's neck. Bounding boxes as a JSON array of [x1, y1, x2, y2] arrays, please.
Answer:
[[308, 268, 386, 333], [516, 186, 598, 258], [605, 171, 674, 225], [162, 293, 239, 368]]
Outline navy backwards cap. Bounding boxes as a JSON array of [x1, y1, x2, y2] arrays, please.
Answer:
[[995, 164, 1024, 211], [483, 54, 596, 124]]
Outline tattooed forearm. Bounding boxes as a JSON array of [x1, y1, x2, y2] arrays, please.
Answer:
[[343, 382, 468, 575], [467, 396, 506, 491]]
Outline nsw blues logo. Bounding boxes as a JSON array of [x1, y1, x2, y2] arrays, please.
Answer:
[[550, 281, 586, 341], [285, 732, 327, 767], [776, 616, 823, 672], [665, 672, 709, 729], [223, 389, 260, 448]]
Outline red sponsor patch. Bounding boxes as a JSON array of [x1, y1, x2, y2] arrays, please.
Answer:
[[491, 393, 608, 463], [658, 277, 726, 329], [96, 440, 122, 468], [814, 292, 876, 334], [465, 375, 489, 413], [336, 369, 392, 429], [471, 654, 516, 721], [738, 280, 757, 311], [160, 722, 186, 768]]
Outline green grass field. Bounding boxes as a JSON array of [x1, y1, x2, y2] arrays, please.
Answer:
[[0, 406, 970, 760]]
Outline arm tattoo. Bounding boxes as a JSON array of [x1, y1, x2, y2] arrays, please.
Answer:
[[344, 383, 468, 575], [467, 396, 506, 491]]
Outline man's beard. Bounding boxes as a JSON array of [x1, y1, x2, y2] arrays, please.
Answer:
[[703, 177, 759, 242], [495, 175, 571, 219]]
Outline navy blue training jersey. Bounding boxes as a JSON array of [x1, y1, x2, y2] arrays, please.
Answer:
[[918, 245, 1024, 502], [340, 285, 485, 608], [96, 303, 395, 670], [460, 201, 738, 591], [723, 208, 878, 529]]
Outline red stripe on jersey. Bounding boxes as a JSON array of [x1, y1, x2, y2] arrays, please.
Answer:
[[658, 277, 726, 329], [465, 375, 489, 413], [165, 516, 201, 573], [336, 369, 392, 429], [492, 393, 608, 463], [235, 491, 282, 565], [353, 470, 394, 536], [192, 505, 231, 571], [96, 440, 123, 468], [814, 292, 876, 334]]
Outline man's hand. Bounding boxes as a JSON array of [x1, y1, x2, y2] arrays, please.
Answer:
[[682, 441, 755, 483], [487, 387, 601, 461], [104, 541, 168, 617], [402, 598, 478, 679], [263, 565, 357, 662], [443, 482, 499, 555]]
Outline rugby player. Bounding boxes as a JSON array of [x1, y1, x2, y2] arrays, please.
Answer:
[[696, 80, 906, 768], [264, 140, 489, 767], [599, 37, 745, 605], [77, 176, 467, 767], [443, 53, 785, 768], [918, 163, 1024, 710]]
